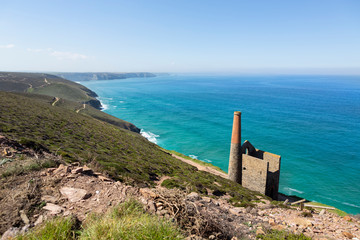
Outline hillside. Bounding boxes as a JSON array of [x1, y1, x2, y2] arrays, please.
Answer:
[[52, 72, 156, 81], [0, 72, 100, 108], [0, 74, 358, 239], [1, 93, 359, 239], [0, 72, 139, 133], [0, 91, 259, 200]]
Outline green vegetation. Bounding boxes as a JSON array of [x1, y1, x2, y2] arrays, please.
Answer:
[[16, 200, 183, 240], [306, 202, 348, 217], [1, 157, 57, 178], [31, 83, 92, 102], [0, 91, 262, 204], [16, 217, 77, 240], [0, 72, 139, 132], [80, 199, 183, 240], [166, 150, 226, 173], [0, 71, 100, 109], [256, 230, 311, 240]]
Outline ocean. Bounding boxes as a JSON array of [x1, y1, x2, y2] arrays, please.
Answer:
[[80, 74, 360, 214]]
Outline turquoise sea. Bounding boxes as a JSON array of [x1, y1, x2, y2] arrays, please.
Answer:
[[80, 74, 360, 214]]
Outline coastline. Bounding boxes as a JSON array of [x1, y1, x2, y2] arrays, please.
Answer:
[[83, 75, 358, 212]]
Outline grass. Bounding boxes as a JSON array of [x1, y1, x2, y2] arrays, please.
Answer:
[[256, 230, 312, 240], [16, 199, 183, 240], [1, 157, 58, 178], [32, 83, 91, 102], [16, 217, 77, 240], [306, 201, 348, 217], [0, 71, 101, 109], [80, 199, 183, 240], [0, 91, 263, 205]]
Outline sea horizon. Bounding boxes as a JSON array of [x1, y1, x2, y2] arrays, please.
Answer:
[[80, 73, 360, 214]]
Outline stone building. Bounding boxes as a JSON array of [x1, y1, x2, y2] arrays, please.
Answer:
[[228, 111, 281, 199]]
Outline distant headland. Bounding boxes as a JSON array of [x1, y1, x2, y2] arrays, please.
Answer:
[[52, 72, 156, 82]]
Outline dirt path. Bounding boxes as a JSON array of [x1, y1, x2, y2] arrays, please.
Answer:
[[171, 154, 228, 179], [76, 104, 86, 113], [51, 97, 60, 106]]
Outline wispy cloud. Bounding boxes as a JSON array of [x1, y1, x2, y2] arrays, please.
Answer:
[[27, 47, 90, 60], [0, 44, 15, 49], [50, 51, 88, 60]]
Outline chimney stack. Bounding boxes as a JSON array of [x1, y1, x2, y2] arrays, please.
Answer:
[[228, 111, 242, 183]]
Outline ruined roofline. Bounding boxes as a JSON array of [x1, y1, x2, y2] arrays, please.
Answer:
[[241, 140, 281, 159]]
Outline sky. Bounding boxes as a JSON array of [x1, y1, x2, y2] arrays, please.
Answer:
[[1, 0, 360, 74]]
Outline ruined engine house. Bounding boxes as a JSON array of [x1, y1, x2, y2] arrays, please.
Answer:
[[228, 111, 281, 199]]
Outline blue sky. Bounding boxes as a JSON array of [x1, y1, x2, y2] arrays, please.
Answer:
[[1, 0, 359, 73]]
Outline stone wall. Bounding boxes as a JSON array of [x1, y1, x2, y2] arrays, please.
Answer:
[[241, 146, 281, 199]]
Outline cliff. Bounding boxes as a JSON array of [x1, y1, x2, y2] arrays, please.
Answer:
[[0, 72, 358, 240], [0, 72, 139, 133]]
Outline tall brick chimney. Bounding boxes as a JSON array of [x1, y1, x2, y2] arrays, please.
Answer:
[[228, 111, 242, 184]]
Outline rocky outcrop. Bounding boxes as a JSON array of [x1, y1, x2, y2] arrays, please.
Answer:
[[2, 161, 359, 240]]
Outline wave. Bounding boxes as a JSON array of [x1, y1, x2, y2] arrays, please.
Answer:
[[321, 196, 360, 209], [101, 103, 109, 111], [283, 187, 304, 194], [96, 97, 110, 111], [189, 154, 198, 159], [140, 129, 160, 144]]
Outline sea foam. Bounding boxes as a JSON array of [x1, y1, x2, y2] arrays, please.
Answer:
[[140, 129, 160, 144]]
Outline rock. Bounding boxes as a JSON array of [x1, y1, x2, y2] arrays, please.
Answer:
[[269, 218, 276, 226], [246, 206, 252, 213], [186, 192, 201, 201], [272, 224, 285, 231], [19, 210, 30, 224], [41, 195, 58, 203], [209, 235, 216, 240], [343, 215, 352, 221], [293, 217, 312, 227], [34, 215, 44, 226], [159, 209, 168, 215], [54, 164, 70, 174], [342, 231, 354, 239], [72, 167, 83, 174], [20, 224, 31, 233], [1, 227, 20, 240], [148, 201, 156, 213], [250, 208, 258, 215], [82, 165, 93, 174], [60, 187, 89, 202], [43, 203, 64, 215], [319, 209, 325, 216], [98, 175, 112, 182], [256, 228, 265, 235], [229, 207, 243, 215], [47, 168, 56, 173], [139, 188, 157, 198]]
